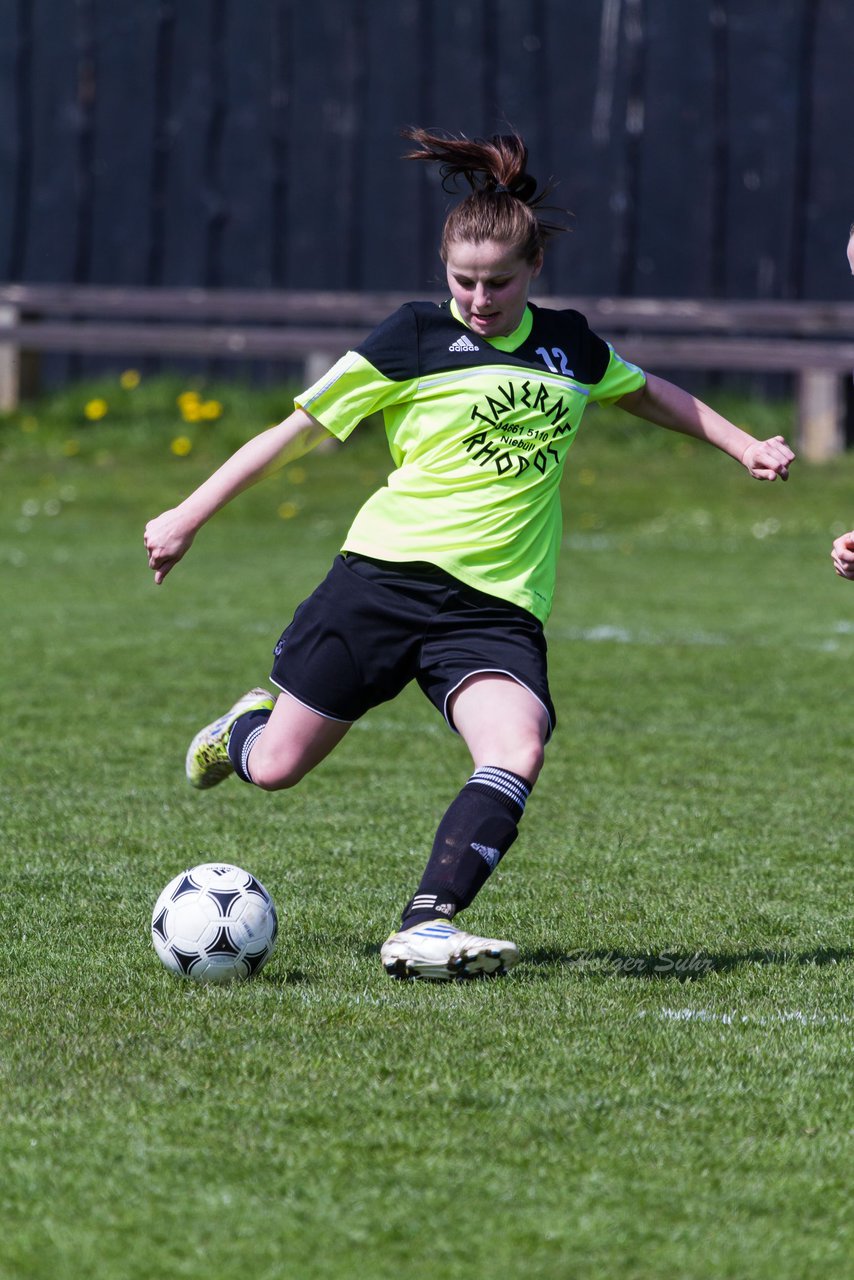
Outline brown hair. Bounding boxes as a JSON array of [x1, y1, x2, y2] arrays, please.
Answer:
[[401, 126, 566, 264]]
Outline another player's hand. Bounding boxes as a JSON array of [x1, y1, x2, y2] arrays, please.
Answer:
[[144, 508, 196, 584], [741, 435, 795, 481], [831, 530, 854, 579]]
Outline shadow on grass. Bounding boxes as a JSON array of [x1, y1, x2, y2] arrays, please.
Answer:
[[525, 946, 853, 982], [259, 968, 314, 986]]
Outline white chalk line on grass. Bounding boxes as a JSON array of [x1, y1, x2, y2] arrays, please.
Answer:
[[638, 1008, 851, 1027], [548, 622, 854, 654], [286, 994, 852, 1026]]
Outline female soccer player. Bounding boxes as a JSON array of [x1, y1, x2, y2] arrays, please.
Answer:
[[144, 128, 794, 981]]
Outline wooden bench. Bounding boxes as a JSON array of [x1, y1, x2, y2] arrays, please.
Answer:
[[1, 283, 852, 460]]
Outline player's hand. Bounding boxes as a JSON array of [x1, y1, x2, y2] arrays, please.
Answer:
[[144, 508, 196, 584], [831, 530, 854, 579], [741, 435, 795, 481]]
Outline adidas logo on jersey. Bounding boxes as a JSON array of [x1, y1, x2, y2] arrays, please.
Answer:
[[448, 334, 480, 353]]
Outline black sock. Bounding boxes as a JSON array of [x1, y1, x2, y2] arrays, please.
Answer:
[[226, 708, 272, 783], [400, 766, 532, 929]]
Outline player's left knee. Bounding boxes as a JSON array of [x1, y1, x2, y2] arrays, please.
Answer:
[[489, 732, 545, 785], [516, 735, 546, 784]]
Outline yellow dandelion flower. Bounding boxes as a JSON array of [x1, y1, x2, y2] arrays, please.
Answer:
[[84, 399, 108, 421], [120, 369, 141, 390], [277, 501, 299, 520], [170, 436, 193, 457], [180, 403, 202, 423], [199, 399, 223, 420]]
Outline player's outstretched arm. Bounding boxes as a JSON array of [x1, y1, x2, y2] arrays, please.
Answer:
[[831, 530, 854, 579], [616, 373, 794, 481], [144, 408, 331, 584]]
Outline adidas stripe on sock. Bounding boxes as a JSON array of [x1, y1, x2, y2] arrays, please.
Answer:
[[226, 708, 272, 783], [466, 765, 530, 818]]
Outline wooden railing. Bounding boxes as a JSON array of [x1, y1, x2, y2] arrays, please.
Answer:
[[1, 284, 852, 459]]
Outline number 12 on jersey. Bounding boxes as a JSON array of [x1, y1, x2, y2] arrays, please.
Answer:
[[535, 347, 574, 376]]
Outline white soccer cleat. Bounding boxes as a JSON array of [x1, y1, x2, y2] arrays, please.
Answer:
[[185, 687, 276, 789], [381, 918, 519, 981]]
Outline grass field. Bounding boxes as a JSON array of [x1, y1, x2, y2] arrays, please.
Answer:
[[2, 375, 853, 1279]]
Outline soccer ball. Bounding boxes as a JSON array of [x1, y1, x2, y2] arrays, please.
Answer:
[[151, 862, 278, 983]]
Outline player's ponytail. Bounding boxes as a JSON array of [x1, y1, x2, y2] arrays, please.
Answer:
[[401, 126, 566, 264]]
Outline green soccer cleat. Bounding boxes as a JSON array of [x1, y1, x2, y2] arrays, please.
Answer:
[[380, 918, 519, 981], [185, 687, 276, 789]]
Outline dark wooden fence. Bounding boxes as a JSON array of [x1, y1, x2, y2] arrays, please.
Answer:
[[4, 283, 854, 455], [2, 0, 853, 302]]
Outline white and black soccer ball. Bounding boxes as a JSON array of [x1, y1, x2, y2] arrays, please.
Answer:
[[151, 862, 278, 983]]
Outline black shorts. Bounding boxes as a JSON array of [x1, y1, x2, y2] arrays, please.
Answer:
[[269, 553, 556, 736]]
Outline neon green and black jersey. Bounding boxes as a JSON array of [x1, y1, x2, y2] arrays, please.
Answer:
[[296, 299, 645, 623]]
